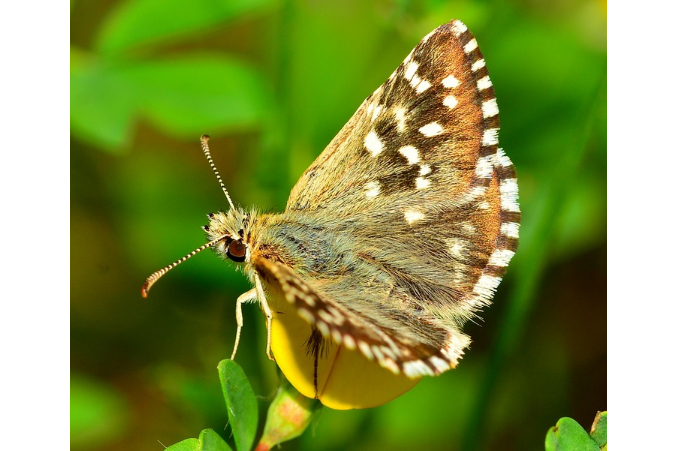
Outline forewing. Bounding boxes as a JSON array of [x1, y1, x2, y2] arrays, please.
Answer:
[[287, 20, 506, 220], [286, 20, 520, 330]]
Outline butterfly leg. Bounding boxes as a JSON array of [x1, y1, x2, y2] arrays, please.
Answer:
[[232, 288, 257, 360], [254, 272, 275, 361]]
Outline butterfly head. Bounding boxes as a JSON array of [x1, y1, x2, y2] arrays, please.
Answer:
[[203, 208, 254, 264], [141, 207, 255, 297]]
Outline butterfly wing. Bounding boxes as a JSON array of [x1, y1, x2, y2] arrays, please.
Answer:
[[255, 257, 470, 377], [279, 20, 520, 376]]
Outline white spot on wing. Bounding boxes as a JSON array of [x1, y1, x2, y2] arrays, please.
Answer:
[[496, 148, 514, 169], [482, 128, 499, 146], [364, 181, 380, 198], [326, 306, 345, 324], [471, 59, 486, 72], [365, 130, 384, 156], [380, 347, 397, 360], [500, 178, 520, 212], [477, 76, 492, 90], [394, 107, 407, 132], [303, 294, 316, 307], [429, 356, 450, 373], [445, 237, 467, 260], [488, 249, 515, 267], [371, 105, 383, 122], [381, 358, 400, 374], [419, 122, 444, 137], [297, 308, 314, 324], [404, 360, 434, 377], [475, 154, 494, 178], [343, 335, 356, 350], [358, 341, 374, 360], [419, 164, 431, 175], [409, 72, 431, 94], [464, 185, 487, 202], [473, 274, 502, 299], [460, 221, 476, 234], [316, 320, 330, 337], [443, 95, 458, 109], [398, 145, 419, 164], [404, 208, 425, 224], [318, 310, 334, 324], [416, 79, 431, 93], [482, 99, 499, 118], [451, 21, 468, 36], [404, 61, 419, 80], [331, 329, 342, 345], [416, 177, 431, 189], [501, 222, 520, 239], [463, 38, 478, 53], [442, 75, 460, 88]]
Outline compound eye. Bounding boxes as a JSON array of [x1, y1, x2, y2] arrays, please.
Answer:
[[227, 240, 247, 262]]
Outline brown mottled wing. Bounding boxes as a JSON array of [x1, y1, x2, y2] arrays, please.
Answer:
[[281, 20, 520, 376], [255, 257, 470, 376]]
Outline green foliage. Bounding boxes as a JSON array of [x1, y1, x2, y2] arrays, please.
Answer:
[[545, 412, 607, 451], [96, 0, 277, 54], [590, 411, 608, 449], [164, 362, 608, 451], [71, 54, 271, 151], [218, 360, 258, 451], [166, 429, 233, 451], [164, 361, 316, 451], [70, 0, 273, 152]]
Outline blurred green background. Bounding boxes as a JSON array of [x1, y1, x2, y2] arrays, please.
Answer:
[[71, 0, 606, 450]]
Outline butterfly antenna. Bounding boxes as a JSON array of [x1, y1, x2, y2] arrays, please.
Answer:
[[200, 134, 236, 211], [141, 236, 227, 298]]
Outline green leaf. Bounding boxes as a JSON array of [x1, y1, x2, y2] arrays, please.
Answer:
[[126, 55, 271, 136], [165, 430, 232, 451], [70, 53, 270, 152], [257, 377, 320, 451], [198, 429, 233, 451], [590, 411, 607, 449], [544, 417, 599, 451], [166, 438, 200, 451], [96, 0, 278, 54], [218, 360, 258, 451], [70, 49, 139, 152]]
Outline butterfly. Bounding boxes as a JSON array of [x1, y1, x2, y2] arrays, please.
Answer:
[[143, 19, 519, 408]]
